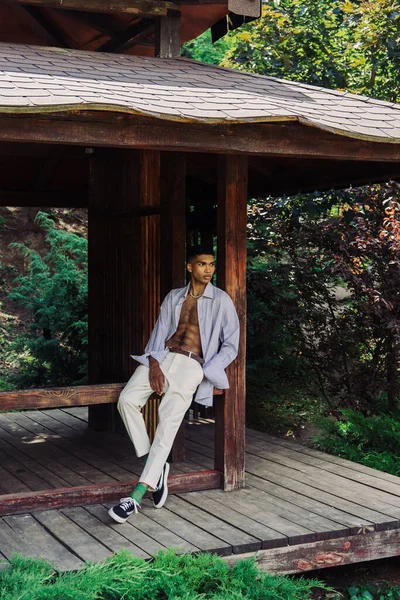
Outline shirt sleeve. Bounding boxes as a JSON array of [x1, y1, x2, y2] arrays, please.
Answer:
[[217, 295, 240, 368], [202, 295, 240, 389], [144, 291, 172, 356]]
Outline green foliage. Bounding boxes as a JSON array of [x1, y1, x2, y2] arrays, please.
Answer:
[[5, 211, 87, 388], [347, 583, 400, 599], [313, 408, 400, 475], [221, 0, 400, 101], [0, 550, 327, 600], [182, 29, 232, 65]]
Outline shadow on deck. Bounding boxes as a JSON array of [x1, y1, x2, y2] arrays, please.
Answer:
[[0, 407, 400, 574]]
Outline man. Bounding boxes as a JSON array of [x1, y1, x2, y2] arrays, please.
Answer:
[[109, 245, 240, 523]]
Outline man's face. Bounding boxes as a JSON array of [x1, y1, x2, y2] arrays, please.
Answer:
[[187, 254, 216, 285]]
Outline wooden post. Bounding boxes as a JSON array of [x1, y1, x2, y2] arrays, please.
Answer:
[[88, 149, 142, 430], [215, 154, 248, 490], [160, 152, 187, 461], [155, 10, 181, 58]]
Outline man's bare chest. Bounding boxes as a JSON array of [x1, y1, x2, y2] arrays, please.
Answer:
[[178, 297, 199, 327]]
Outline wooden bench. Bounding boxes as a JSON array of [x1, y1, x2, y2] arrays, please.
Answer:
[[0, 383, 222, 515]]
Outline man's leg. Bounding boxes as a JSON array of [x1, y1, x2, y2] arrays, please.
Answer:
[[139, 354, 203, 491], [109, 365, 160, 523]]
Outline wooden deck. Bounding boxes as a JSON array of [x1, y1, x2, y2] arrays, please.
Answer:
[[1, 407, 400, 574]]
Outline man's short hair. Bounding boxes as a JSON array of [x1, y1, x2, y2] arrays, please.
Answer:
[[187, 244, 215, 263]]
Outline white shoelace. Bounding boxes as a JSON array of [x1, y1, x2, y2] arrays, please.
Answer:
[[119, 497, 140, 514]]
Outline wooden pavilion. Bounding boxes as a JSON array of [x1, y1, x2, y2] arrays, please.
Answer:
[[1, 0, 400, 574]]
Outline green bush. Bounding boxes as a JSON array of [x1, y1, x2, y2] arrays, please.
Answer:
[[0, 550, 327, 600], [5, 211, 87, 388], [313, 409, 400, 476], [347, 583, 400, 599]]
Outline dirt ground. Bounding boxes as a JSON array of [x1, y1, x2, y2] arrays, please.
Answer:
[[298, 556, 400, 598]]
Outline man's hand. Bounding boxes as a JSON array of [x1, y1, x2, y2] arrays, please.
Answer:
[[149, 357, 165, 396]]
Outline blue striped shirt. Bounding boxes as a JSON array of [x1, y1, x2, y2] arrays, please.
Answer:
[[131, 282, 240, 406]]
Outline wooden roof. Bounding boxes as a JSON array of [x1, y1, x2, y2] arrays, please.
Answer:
[[1, 42, 400, 143], [0, 1, 228, 56]]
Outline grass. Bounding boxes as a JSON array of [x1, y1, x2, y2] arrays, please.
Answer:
[[0, 550, 328, 600]]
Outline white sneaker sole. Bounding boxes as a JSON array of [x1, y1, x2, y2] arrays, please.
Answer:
[[108, 506, 129, 523], [154, 462, 170, 509]]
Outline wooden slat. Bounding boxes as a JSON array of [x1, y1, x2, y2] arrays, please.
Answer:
[[4, 513, 83, 570], [61, 506, 150, 558], [166, 495, 260, 554], [215, 154, 247, 491], [145, 502, 232, 555], [155, 11, 181, 58], [33, 510, 111, 563], [95, 502, 199, 554], [18, 0, 179, 16], [0, 517, 40, 560], [0, 383, 123, 410], [0, 470, 221, 516], [224, 528, 400, 575], [2, 115, 400, 162], [178, 490, 286, 549]]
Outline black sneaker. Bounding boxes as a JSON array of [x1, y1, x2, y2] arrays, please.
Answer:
[[153, 462, 170, 509], [108, 497, 140, 523]]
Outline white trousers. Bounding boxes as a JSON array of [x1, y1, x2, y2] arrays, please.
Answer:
[[117, 352, 204, 489]]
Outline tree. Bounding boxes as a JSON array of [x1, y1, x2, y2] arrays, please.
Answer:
[[221, 0, 400, 101], [7, 211, 88, 387]]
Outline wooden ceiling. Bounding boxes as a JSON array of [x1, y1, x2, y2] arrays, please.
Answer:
[[0, 144, 399, 209], [1, 0, 228, 56]]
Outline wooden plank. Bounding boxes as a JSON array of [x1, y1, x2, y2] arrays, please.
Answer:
[[178, 490, 287, 549], [0, 464, 31, 495], [247, 429, 400, 487], [0, 418, 90, 488], [93, 502, 198, 555], [0, 383, 123, 410], [0, 431, 73, 489], [0, 470, 221, 515], [4, 413, 115, 485], [18, 409, 138, 481], [33, 510, 111, 563], [0, 517, 40, 560], [240, 485, 349, 540], [2, 115, 400, 163], [223, 528, 400, 575], [61, 506, 150, 558], [18, 0, 179, 16], [143, 502, 232, 555], [4, 513, 83, 570], [244, 453, 399, 528], [245, 473, 375, 534], [166, 495, 260, 554], [0, 448, 54, 492], [245, 441, 400, 514], [215, 154, 247, 491], [155, 11, 181, 58], [247, 437, 400, 501]]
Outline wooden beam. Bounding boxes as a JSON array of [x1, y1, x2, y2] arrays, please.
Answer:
[[223, 528, 400, 575], [2, 115, 400, 163], [0, 470, 221, 516], [0, 383, 222, 411], [215, 154, 247, 491], [67, 10, 125, 36], [0, 190, 87, 207], [9, 1, 63, 46], [18, 0, 179, 16], [22, 6, 73, 48], [0, 383, 123, 411], [155, 10, 181, 58], [97, 18, 154, 53]]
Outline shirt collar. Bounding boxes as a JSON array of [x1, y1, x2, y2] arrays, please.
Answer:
[[183, 282, 214, 299]]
